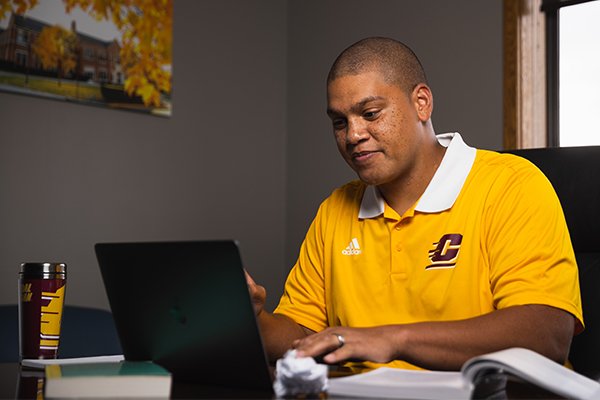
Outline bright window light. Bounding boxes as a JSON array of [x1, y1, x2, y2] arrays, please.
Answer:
[[559, 1, 600, 147]]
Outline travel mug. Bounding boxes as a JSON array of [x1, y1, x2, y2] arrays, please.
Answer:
[[19, 263, 67, 360]]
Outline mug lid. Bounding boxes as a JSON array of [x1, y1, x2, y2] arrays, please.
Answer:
[[20, 263, 67, 274]]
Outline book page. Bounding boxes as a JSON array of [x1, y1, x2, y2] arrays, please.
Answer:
[[21, 354, 124, 369], [328, 367, 470, 399], [462, 348, 600, 400]]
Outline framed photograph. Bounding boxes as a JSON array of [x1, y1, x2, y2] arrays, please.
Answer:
[[0, 0, 172, 117]]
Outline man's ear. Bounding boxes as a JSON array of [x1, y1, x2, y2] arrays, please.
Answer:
[[413, 84, 433, 122]]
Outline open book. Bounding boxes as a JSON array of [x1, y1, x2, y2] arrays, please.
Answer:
[[327, 348, 600, 400]]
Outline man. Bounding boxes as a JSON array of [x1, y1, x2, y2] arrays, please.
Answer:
[[247, 37, 583, 371]]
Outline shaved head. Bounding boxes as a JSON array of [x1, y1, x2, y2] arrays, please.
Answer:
[[327, 37, 428, 96]]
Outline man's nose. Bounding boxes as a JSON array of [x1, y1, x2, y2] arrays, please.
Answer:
[[346, 119, 369, 144]]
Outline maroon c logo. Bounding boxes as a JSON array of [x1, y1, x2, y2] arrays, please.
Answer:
[[426, 234, 463, 269]]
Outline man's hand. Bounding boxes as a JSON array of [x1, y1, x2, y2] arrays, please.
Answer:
[[244, 269, 266, 317], [294, 326, 401, 365], [292, 305, 574, 370], [244, 269, 314, 363]]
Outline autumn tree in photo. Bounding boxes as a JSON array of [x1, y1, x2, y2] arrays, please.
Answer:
[[0, 0, 37, 18], [32, 25, 78, 86], [63, 0, 172, 107]]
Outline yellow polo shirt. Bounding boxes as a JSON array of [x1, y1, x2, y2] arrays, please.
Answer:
[[275, 132, 583, 370]]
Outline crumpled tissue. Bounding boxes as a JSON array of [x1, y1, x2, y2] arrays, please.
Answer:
[[273, 349, 329, 398]]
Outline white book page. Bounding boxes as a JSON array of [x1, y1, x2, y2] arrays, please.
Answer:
[[328, 367, 469, 399], [462, 348, 600, 400], [21, 354, 124, 369]]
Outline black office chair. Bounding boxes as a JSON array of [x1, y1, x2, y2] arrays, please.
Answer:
[[0, 304, 122, 362], [506, 146, 600, 378]]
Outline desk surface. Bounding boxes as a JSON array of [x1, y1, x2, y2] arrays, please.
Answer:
[[0, 363, 275, 399], [0, 363, 21, 398], [0, 362, 567, 400]]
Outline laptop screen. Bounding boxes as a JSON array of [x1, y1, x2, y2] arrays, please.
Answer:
[[95, 240, 273, 391]]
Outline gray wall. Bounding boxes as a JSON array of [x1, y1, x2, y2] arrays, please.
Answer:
[[285, 0, 503, 266], [0, 0, 288, 311], [0, 0, 502, 312]]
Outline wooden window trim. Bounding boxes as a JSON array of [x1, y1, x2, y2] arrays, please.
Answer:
[[503, 0, 547, 149]]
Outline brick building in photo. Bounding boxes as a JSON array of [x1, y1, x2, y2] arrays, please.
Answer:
[[0, 13, 122, 84]]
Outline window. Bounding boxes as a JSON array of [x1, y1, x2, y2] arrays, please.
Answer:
[[543, 0, 600, 146], [84, 47, 95, 60], [16, 29, 27, 45], [504, 0, 600, 149], [15, 51, 27, 66], [558, 1, 600, 146], [83, 67, 95, 81]]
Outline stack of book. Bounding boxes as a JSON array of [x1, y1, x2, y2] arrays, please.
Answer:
[[22, 355, 171, 399]]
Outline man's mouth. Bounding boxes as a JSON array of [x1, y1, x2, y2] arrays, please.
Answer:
[[352, 150, 378, 163]]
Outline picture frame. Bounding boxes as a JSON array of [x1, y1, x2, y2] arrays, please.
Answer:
[[0, 0, 172, 117]]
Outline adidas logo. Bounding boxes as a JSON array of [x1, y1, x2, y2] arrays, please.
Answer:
[[342, 238, 362, 255]]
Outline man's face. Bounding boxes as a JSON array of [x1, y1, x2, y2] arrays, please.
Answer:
[[326, 71, 427, 188]]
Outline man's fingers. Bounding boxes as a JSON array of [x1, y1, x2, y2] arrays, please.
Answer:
[[323, 345, 350, 364], [244, 269, 256, 285], [245, 270, 265, 297], [295, 327, 393, 365], [321, 332, 351, 363], [243, 269, 266, 316], [295, 331, 347, 361]]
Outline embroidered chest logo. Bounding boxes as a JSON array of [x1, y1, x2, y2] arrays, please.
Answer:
[[426, 234, 463, 269], [342, 238, 362, 255]]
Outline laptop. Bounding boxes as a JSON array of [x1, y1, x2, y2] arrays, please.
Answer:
[[94, 240, 273, 392]]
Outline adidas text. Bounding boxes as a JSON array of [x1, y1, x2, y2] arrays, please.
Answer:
[[342, 238, 362, 255]]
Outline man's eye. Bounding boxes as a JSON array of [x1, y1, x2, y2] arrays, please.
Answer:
[[363, 110, 379, 120], [332, 119, 347, 129]]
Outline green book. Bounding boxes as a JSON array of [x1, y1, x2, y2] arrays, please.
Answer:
[[45, 361, 171, 399]]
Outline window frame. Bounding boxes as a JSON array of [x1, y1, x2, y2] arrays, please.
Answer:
[[504, 0, 599, 149], [503, 0, 547, 150]]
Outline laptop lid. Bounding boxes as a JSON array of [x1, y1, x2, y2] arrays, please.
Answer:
[[94, 240, 273, 391]]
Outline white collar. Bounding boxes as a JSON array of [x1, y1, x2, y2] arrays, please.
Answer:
[[358, 132, 476, 218]]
